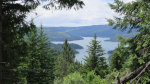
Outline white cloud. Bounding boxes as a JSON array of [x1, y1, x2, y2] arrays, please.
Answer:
[[123, 0, 136, 3], [26, 0, 135, 27]]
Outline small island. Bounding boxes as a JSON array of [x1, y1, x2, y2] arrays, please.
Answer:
[[53, 43, 83, 53]]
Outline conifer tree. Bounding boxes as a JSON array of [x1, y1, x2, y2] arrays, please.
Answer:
[[25, 23, 56, 84], [0, 0, 84, 83], [84, 34, 108, 77], [54, 39, 76, 78], [110, 35, 130, 71], [37, 25, 56, 84], [110, 46, 128, 71], [108, 0, 150, 83]]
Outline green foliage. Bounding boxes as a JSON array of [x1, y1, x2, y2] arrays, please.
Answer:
[[1, 0, 38, 82], [62, 72, 85, 84], [54, 39, 79, 78], [3, 0, 150, 83], [54, 78, 63, 84], [84, 34, 108, 78], [108, 0, 150, 83], [24, 23, 56, 84], [1, 0, 84, 83], [43, 0, 84, 10], [61, 71, 106, 84], [84, 71, 104, 84], [7, 30, 30, 83], [110, 46, 129, 70], [123, 33, 150, 71]]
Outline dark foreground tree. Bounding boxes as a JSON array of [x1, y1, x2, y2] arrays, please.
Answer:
[[108, 0, 150, 83], [54, 39, 76, 78], [110, 35, 130, 71], [0, 0, 84, 83]]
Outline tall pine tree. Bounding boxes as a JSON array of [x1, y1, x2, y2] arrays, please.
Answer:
[[54, 39, 76, 78], [84, 34, 108, 78], [25, 23, 56, 84]]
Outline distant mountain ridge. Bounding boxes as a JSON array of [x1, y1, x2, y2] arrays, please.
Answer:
[[43, 28, 83, 41], [44, 25, 137, 41]]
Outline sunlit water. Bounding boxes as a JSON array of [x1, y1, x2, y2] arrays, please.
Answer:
[[52, 37, 119, 62]]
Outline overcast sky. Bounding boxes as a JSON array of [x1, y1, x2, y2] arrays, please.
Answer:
[[26, 0, 135, 27]]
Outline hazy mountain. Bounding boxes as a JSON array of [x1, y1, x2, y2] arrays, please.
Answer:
[[43, 28, 83, 41], [44, 25, 137, 42]]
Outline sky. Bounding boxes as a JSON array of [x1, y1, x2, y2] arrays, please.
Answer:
[[26, 0, 135, 27]]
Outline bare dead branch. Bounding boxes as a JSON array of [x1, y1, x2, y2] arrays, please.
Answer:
[[136, 77, 141, 84], [112, 61, 150, 84], [130, 61, 150, 84]]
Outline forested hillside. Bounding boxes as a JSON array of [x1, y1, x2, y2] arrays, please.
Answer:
[[44, 25, 136, 41], [44, 28, 83, 41], [53, 43, 83, 53], [0, 0, 150, 84]]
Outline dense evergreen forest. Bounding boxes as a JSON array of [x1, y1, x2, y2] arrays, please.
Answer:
[[0, 0, 150, 84]]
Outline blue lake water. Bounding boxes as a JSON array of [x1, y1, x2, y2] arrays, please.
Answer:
[[52, 37, 119, 62]]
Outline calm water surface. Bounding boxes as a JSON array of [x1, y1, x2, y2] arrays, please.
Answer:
[[53, 37, 119, 62]]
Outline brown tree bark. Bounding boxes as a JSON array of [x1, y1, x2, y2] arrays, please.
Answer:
[[112, 61, 150, 84]]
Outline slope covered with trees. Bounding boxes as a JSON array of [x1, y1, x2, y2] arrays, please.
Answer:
[[1, 0, 150, 84], [0, 0, 84, 83]]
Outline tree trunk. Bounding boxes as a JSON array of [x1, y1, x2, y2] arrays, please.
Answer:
[[112, 61, 150, 84], [0, 1, 3, 83]]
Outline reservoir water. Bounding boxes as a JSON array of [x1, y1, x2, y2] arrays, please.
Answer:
[[52, 37, 119, 62]]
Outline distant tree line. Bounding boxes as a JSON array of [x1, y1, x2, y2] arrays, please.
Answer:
[[53, 43, 83, 53]]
